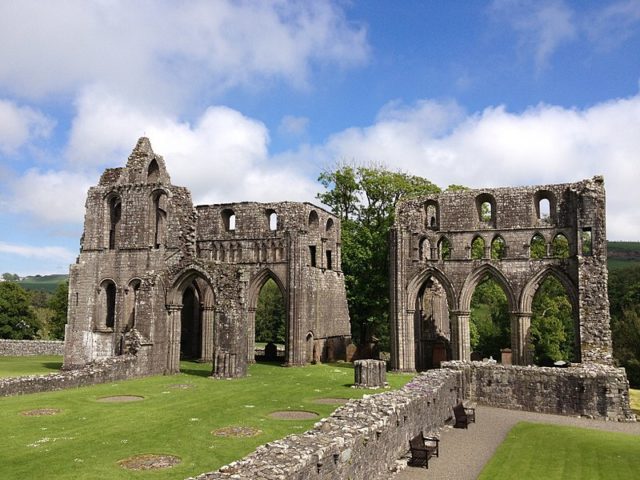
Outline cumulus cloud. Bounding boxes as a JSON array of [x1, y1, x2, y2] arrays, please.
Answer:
[[7, 169, 93, 224], [0, 99, 53, 154], [490, 0, 577, 70], [0, 0, 368, 105], [312, 95, 640, 239]]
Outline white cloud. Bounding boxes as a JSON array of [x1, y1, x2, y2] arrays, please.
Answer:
[[0, 241, 75, 262], [490, 0, 577, 70], [312, 95, 640, 240], [7, 169, 93, 224], [0, 0, 368, 105], [279, 115, 309, 136], [585, 0, 640, 50], [0, 99, 53, 154]]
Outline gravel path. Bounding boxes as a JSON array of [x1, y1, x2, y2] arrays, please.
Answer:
[[391, 406, 640, 480]]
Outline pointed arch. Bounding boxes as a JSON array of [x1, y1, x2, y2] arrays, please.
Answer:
[[470, 235, 485, 259], [491, 234, 507, 260], [147, 159, 160, 183], [248, 268, 287, 308], [530, 232, 547, 259], [519, 266, 578, 314], [406, 266, 457, 313], [459, 264, 517, 312]]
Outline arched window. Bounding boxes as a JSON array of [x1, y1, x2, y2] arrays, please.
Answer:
[[308, 210, 319, 230], [147, 159, 159, 183], [476, 193, 496, 227], [491, 236, 506, 260], [424, 200, 439, 229], [152, 191, 167, 248], [552, 233, 570, 258], [267, 210, 277, 231], [530, 234, 546, 259], [471, 236, 485, 259], [98, 280, 117, 330], [108, 195, 121, 250], [438, 237, 451, 260], [222, 209, 236, 231], [125, 279, 141, 329], [419, 237, 430, 260], [534, 190, 556, 224], [326, 218, 334, 234]]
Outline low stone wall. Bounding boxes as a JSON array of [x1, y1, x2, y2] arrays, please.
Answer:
[[0, 339, 64, 356], [191, 369, 461, 480], [443, 361, 635, 422], [0, 355, 145, 397]]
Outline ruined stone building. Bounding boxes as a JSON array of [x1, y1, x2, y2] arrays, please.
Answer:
[[63, 138, 351, 377], [390, 177, 612, 371]]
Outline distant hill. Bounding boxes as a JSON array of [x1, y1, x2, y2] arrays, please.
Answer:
[[608, 241, 640, 270], [19, 274, 68, 293]]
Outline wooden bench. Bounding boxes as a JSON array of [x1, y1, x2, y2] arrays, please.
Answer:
[[408, 431, 439, 469], [453, 402, 476, 429]]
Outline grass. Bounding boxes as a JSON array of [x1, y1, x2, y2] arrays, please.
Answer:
[[630, 388, 640, 415], [479, 422, 640, 480], [0, 359, 413, 479], [0, 356, 64, 378]]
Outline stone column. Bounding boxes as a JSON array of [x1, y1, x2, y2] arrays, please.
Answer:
[[450, 311, 471, 361], [354, 359, 387, 388], [511, 311, 532, 365], [247, 307, 256, 363], [165, 304, 182, 374], [200, 306, 215, 362]]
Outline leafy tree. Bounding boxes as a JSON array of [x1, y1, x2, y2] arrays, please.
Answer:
[[2, 273, 20, 281], [470, 275, 510, 359], [48, 281, 69, 340], [608, 266, 640, 386], [255, 279, 286, 344], [317, 164, 440, 348], [530, 276, 575, 364], [0, 282, 40, 339]]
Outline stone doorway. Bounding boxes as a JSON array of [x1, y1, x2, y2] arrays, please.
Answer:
[[180, 283, 201, 360]]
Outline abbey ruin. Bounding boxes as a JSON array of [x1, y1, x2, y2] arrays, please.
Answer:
[[62, 138, 351, 377], [390, 177, 612, 371]]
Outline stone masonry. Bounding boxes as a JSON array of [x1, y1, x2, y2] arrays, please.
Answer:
[[0, 339, 64, 356], [390, 177, 612, 371], [63, 138, 351, 377]]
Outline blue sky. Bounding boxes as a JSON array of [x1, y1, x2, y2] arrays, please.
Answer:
[[1, 0, 640, 276]]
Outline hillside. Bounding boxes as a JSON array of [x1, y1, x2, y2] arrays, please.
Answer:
[[607, 241, 640, 270], [18, 274, 68, 293]]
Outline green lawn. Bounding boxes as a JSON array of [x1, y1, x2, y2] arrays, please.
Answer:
[[0, 360, 412, 479], [479, 422, 640, 480], [0, 356, 63, 377]]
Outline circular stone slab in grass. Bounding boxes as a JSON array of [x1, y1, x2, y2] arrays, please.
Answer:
[[118, 454, 181, 470], [313, 398, 349, 405], [96, 395, 144, 403], [268, 410, 319, 420], [20, 408, 61, 416], [212, 426, 262, 437]]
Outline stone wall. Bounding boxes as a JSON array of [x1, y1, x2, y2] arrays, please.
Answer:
[[191, 369, 461, 480], [443, 361, 635, 421], [0, 355, 144, 397], [0, 339, 64, 356]]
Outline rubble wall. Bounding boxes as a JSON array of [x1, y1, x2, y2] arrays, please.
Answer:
[[443, 361, 635, 421], [0, 339, 64, 356], [0, 355, 144, 397], [192, 369, 461, 480]]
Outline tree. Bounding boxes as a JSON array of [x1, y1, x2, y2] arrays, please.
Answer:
[[470, 276, 510, 359], [2, 273, 20, 281], [0, 282, 40, 339], [48, 281, 69, 340], [255, 279, 286, 344], [317, 164, 440, 349]]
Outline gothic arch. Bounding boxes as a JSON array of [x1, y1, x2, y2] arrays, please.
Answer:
[[519, 266, 578, 314], [407, 266, 457, 313], [459, 264, 517, 312]]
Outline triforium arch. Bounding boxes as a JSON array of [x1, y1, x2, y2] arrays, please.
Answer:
[[166, 267, 215, 374], [246, 268, 288, 364], [390, 176, 612, 371], [406, 267, 456, 371]]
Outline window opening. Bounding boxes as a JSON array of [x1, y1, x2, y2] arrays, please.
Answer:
[[108, 196, 121, 250], [309, 245, 317, 267], [147, 159, 159, 183], [581, 228, 592, 256], [539, 198, 550, 221], [438, 237, 451, 260], [308, 210, 319, 230], [222, 209, 236, 231], [269, 211, 277, 231], [552, 234, 570, 258], [471, 236, 485, 260], [530, 234, 546, 259], [105, 282, 116, 329], [491, 236, 506, 260], [326, 250, 333, 270], [153, 192, 167, 248]]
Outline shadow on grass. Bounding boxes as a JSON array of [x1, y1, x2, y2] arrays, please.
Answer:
[[42, 362, 63, 371]]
